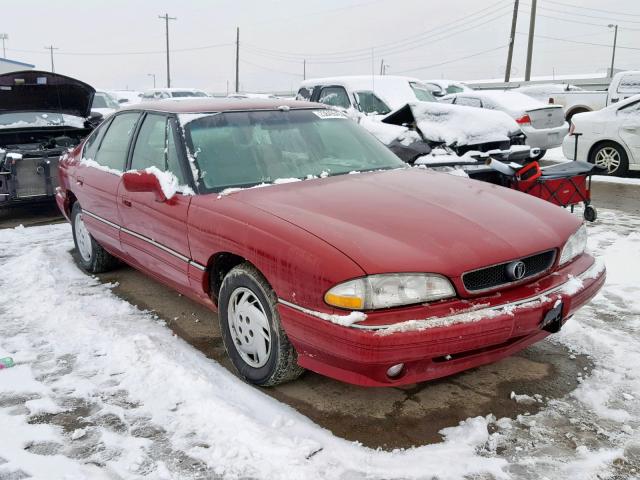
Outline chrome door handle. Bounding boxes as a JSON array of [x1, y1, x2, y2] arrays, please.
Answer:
[[76, 176, 84, 186], [121, 198, 132, 207]]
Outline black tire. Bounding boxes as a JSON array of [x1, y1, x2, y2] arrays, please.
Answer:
[[588, 141, 629, 177], [530, 149, 547, 161], [583, 205, 597, 222], [218, 262, 304, 386], [71, 202, 119, 273]]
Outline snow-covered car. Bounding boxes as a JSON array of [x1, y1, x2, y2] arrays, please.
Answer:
[[227, 92, 278, 100], [421, 79, 473, 97], [107, 90, 143, 106], [0, 70, 96, 207], [298, 75, 524, 156], [514, 83, 607, 122], [91, 90, 121, 117], [56, 98, 605, 387], [443, 91, 568, 160], [141, 88, 210, 100], [607, 70, 640, 105], [562, 94, 640, 177]]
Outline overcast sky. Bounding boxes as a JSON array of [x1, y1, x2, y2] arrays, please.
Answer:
[[2, 0, 639, 93]]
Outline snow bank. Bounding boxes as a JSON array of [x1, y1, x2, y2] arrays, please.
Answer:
[[0, 224, 508, 479]]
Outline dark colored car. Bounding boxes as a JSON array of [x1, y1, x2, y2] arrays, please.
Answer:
[[56, 98, 604, 387], [0, 70, 97, 206]]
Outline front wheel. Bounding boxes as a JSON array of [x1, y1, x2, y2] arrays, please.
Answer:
[[530, 149, 547, 161], [589, 141, 629, 177], [218, 263, 304, 386], [71, 202, 119, 273]]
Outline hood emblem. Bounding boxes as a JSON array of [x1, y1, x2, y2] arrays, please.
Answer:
[[506, 260, 527, 281]]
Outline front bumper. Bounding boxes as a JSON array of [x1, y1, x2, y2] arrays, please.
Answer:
[[524, 123, 569, 149], [278, 254, 605, 386]]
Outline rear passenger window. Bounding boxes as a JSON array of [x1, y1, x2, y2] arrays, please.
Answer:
[[82, 118, 112, 160], [94, 112, 140, 172], [318, 87, 351, 109], [130, 114, 186, 184]]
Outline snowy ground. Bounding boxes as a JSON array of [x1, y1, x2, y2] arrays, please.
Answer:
[[0, 204, 639, 479]]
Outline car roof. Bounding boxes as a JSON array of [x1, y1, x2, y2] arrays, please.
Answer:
[[119, 98, 323, 113], [300, 75, 421, 90]]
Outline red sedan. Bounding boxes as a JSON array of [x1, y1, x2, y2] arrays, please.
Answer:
[[56, 99, 605, 387]]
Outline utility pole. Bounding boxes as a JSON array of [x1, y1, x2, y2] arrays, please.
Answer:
[[524, 0, 537, 81], [158, 13, 176, 88], [235, 27, 240, 93], [303, 59, 306, 80], [147, 73, 156, 88], [0, 34, 8, 58], [504, 0, 519, 82], [608, 24, 618, 77], [44, 45, 59, 72]]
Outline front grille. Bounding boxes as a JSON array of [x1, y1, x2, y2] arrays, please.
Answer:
[[462, 250, 556, 292]]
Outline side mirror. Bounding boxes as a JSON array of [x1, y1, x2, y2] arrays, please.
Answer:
[[86, 111, 104, 128], [122, 171, 167, 202]]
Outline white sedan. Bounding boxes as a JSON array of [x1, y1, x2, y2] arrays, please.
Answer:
[[562, 94, 640, 176], [442, 91, 568, 160]]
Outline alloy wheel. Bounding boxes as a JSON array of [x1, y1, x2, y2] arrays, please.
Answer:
[[594, 147, 621, 174]]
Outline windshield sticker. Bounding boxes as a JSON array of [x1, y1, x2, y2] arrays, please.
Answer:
[[312, 109, 347, 120]]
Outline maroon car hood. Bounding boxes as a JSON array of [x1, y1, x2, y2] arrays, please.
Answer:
[[229, 169, 580, 276]]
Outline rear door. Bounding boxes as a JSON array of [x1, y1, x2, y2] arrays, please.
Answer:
[[618, 100, 640, 161], [74, 112, 141, 254], [117, 113, 193, 290]]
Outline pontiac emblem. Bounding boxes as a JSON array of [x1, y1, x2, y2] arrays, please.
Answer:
[[506, 261, 527, 281]]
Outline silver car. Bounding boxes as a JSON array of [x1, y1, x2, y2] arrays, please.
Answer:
[[442, 91, 568, 160]]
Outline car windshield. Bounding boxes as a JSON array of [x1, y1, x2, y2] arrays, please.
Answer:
[[0, 112, 85, 129], [92, 93, 119, 109], [409, 82, 437, 102], [182, 109, 405, 191]]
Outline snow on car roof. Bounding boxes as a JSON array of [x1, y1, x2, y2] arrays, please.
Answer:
[[300, 75, 426, 110]]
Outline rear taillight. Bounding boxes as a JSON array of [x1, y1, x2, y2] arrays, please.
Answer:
[[516, 114, 531, 125], [569, 122, 575, 135]]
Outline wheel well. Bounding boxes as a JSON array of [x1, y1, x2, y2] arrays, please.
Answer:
[[566, 107, 589, 121], [66, 190, 78, 217], [208, 252, 246, 305]]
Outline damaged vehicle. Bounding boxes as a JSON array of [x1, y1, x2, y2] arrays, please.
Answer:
[[57, 98, 604, 387], [297, 75, 526, 156], [0, 70, 97, 207]]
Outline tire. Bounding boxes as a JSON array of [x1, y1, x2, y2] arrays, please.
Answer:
[[530, 149, 547, 161], [218, 262, 304, 386], [583, 205, 597, 222], [71, 202, 119, 273], [588, 141, 629, 177]]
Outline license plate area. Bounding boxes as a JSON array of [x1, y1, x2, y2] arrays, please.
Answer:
[[541, 301, 563, 333]]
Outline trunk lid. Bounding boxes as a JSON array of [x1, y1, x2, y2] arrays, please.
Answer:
[[527, 106, 565, 129], [0, 70, 95, 118]]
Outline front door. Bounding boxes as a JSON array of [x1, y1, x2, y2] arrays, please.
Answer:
[[117, 113, 193, 291], [618, 100, 640, 162]]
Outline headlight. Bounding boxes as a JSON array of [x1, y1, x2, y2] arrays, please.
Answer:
[[324, 273, 455, 310], [559, 224, 587, 266]]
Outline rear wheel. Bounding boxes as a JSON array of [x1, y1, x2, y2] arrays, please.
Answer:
[[218, 263, 304, 386], [589, 141, 629, 176], [71, 202, 119, 273]]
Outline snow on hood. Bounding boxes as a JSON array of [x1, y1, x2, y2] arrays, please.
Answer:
[[383, 102, 520, 147], [0, 70, 95, 118]]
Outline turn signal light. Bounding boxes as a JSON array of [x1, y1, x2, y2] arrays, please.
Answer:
[[324, 293, 364, 310]]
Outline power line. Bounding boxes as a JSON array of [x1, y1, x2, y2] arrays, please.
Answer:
[[6, 42, 233, 56], [543, 0, 640, 18], [243, 8, 512, 65], [515, 31, 640, 51], [242, 0, 512, 60], [239, 58, 303, 77], [395, 44, 507, 74], [521, 3, 640, 25]]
